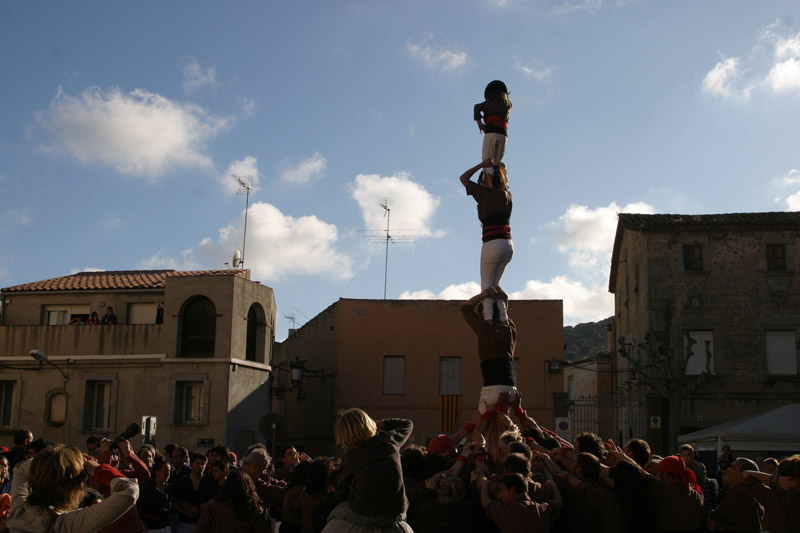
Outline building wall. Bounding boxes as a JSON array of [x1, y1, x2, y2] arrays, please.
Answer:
[[611, 224, 800, 451], [0, 274, 275, 454], [271, 303, 340, 454], [1, 290, 164, 326], [0, 355, 269, 452], [564, 360, 599, 400], [274, 298, 564, 457]]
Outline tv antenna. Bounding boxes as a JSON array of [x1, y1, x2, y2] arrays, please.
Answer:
[[361, 199, 416, 299], [231, 174, 253, 269], [284, 314, 297, 329]]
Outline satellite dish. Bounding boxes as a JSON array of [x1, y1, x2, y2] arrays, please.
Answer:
[[233, 249, 242, 269], [259, 413, 289, 441]]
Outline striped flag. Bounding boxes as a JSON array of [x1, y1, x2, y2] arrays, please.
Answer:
[[439, 394, 462, 432]]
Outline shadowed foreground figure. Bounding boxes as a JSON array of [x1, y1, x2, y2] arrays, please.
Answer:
[[323, 409, 413, 533]]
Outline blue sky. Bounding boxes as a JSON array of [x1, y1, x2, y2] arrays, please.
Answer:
[[1, 1, 799, 339]]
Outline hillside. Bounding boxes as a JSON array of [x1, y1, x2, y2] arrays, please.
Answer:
[[563, 317, 612, 361]]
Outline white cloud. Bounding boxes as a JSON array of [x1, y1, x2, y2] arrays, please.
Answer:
[[279, 153, 327, 184], [552, 201, 655, 278], [138, 248, 200, 270], [406, 38, 467, 72], [773, 169, 800, 210], [781, 168, 800, 185], [221, 156, 260, 195], [400, 277, 611, 325], [785, 191, 800, 211], [702, 57, 746, 97], [3, 207, 31, 227], [400, 281, 481, 300], [36, 86, 232, 177], [352, 172, 443, 238], [551, 0, 602, 16], [238, 97, 257, 117], [182, 58, 217, 93], [766, 33, 800, 91], [512, 276, 612, 325], [408, 121, 416, 139], [101, 215, 123, 229], [514, 58, 554, 82], [703, 24, 800, 97], [68, 267, 104, 274], [197, 202, 353, 280]]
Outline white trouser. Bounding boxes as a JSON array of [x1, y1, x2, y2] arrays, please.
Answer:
[[479, 385, 517, 413], [480, 238, 514, 321], [482, 133, 507, 175]]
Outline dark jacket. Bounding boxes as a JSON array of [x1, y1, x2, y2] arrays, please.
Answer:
[[335, 418, 413, 518]]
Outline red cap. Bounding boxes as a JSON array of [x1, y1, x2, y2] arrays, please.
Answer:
[[428, 434, 453, 456]]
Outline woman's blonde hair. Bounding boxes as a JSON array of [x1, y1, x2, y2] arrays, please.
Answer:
[[27, 444, 87, 511], [336, 408, 378, 449]]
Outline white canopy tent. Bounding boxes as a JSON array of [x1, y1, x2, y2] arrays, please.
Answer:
[[678, 404, 800, 454]]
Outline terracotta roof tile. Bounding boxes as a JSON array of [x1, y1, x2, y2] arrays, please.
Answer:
[[2, 269, 248, 293]]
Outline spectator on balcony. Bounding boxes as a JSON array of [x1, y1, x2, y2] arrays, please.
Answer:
[[85, 312, 100, 325], [100, 307, 118, 325]]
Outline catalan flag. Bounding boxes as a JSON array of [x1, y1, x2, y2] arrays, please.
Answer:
[[439, 394, 462, 432]]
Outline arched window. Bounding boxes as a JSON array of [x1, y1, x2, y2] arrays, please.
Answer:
[[46, 389, 67, 426], [245, 303, 267, 363], [179, 296, 216, 357]]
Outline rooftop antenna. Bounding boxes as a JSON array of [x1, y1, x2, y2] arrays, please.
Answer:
[[231, 174, 253, 269], [361, 199, 416, 299], [285, 314, 297, 330]]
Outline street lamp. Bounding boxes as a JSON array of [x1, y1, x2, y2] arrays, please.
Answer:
[[30, 349, 68, 381]]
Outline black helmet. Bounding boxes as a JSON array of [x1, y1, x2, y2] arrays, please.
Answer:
[[484, 80, 508, 99]]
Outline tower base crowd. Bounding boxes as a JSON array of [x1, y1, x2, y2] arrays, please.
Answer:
[[0, 395, 798, 533]]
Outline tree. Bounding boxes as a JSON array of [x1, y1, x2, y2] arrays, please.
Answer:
[[617, 320, 713, 453]]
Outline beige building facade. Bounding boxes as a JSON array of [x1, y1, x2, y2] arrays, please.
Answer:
[[272, 298, 565, 457], [0, 270, 275, 455]]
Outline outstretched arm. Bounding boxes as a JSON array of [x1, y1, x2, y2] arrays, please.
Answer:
[[461, 287, 498, 332], [451, 410, 482, 445], [459, 159, 492, 189]]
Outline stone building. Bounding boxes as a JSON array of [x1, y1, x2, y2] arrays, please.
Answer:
[[608, 212, 800, 455], [0, 269, 275, 454], [271, 298, 565, 456]]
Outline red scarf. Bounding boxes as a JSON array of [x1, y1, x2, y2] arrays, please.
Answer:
[[658, 455, 702, 494]]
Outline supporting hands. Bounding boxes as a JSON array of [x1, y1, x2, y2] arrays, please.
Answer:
[[459, 159, 494, 189], [535, 451, 562, 477], [494, 286, 509, 303], [496, 391, 510, 411], [509, 390, 521, 409]]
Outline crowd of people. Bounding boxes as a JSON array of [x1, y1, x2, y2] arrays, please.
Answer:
[[0, 399, 797, 533]]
